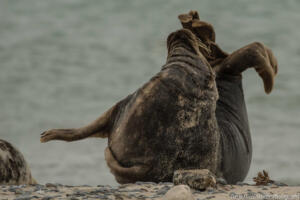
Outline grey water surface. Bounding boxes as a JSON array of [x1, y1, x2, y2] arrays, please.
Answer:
[[0, 0, 299, 186]]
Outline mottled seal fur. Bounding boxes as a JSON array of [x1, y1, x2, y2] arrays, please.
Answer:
[[40, 10, 278, 185], [0, 139, 36, 185]]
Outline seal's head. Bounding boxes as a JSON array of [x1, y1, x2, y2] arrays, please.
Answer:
[[166, 28, 214, 72], [177, 11, 229, 67], [167, 28, 201, 56]]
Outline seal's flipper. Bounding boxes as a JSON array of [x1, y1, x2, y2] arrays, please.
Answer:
[[178, 11, 215, 43], [215, 42, 278, 94], [178, 11, 228, 66], [40, 102, 120, 143], [105, 147, 150, 184]]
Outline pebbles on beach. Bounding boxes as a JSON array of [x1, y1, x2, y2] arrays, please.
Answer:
[[0, 182, 298, 200]]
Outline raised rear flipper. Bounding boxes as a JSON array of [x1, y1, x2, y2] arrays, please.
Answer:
[[40, 95, 131, 143], [178, 11, 278, 94]]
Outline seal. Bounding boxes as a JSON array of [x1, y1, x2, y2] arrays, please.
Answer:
[[177, 11, 277, 184], [0, 139, 36, 185], [40, 10, 278, 186]]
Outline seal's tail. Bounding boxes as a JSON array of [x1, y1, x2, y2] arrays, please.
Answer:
[[40, 103, 119, 143]]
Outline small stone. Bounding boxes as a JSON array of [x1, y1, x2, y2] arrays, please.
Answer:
[[273, 181, 288, 186], [9, 187, 18, 192], [14, 189, 23, 195], [236, 181, 250, 186], [14, 196, 32, 200], [45, 183, 57, 188], [247, 191, 256, 196], [41, 197, 52, 200], [173, 169, 216, 190], [206, 187, 215, 194], [135, 181, 156, 185], [229, 192, 236, 196], [216, 177, 227, 185], [160, 182, 173, 185], [79, 184, 91, 187], [164, 185, 195, 200], [206, 196, 215, 199]]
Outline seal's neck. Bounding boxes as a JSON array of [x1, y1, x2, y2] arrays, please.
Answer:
[[168, 41, 196, 55], [166, 43, 213, 76]]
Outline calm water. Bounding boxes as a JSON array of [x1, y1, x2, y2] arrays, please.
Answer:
[[0, 0, 299, 186]]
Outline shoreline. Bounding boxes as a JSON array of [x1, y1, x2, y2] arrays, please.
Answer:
[[1, 182, 300, 200]]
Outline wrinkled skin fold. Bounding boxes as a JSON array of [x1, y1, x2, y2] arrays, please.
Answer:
[[41, 10, 278, 185]]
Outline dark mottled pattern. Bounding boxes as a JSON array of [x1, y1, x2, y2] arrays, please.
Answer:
[[108, 29, 220, 183], [0, 139, 35, 185]]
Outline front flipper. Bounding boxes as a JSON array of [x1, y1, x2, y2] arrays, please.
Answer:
[[105, 147, 151, 184], [173, 169, 217, 190], [215, 42, 278, 94]]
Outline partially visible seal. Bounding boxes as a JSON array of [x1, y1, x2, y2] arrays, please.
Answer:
[[0, 139, 36, 185], [40, 10, 278, 186]]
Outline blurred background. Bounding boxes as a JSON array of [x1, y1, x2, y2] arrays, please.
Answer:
[[0, 0, 299, 186]]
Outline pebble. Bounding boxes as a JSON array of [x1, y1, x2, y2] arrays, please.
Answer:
[[216, 177, 227, 185], [164, 185, 195, 200], [217, 189, 226, 193], [136, 181, 156, 185], [14, 189, 23, 195], [247, 191, 256, 196], [229, 192, 236, 197], [45, 183, 57, 188], [236, 181, 250, 186], [273, 181, 288, 186], [206, 196, 215, 199], [206, 187, 215, 194], [14, 196, 32, 200], [41, 197, 52, 200]]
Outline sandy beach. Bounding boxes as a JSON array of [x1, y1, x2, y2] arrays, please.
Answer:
[[1, 182, 300, 200]]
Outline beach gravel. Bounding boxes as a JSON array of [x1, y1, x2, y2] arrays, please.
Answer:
[[0, 182, 299, 200]]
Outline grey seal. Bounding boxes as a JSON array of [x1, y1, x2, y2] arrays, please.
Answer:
[[0, 139, 36, 185], [40, 11, 277, 185]]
